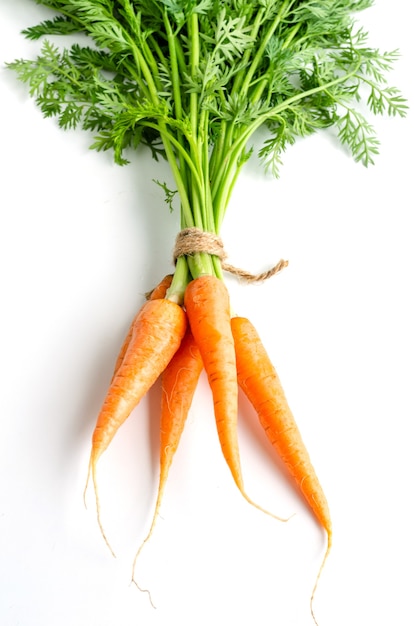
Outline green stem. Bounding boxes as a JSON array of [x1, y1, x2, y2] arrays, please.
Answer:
[[164, 11, 190, 209], [209, 88, 229, 181], [213, 61, 364, 229], [177, 10, 214, 279], [166, 255, 189, 304], [230, 6, 266, 97], [238, 0, 293, 101], [165, 13, 183, 123], [189, 12, 200, 137]]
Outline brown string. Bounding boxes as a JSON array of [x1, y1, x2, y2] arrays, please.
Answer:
[[173, 227, 288, 283]]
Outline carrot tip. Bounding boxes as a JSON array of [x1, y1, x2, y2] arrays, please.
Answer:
[[131, 578, 157, 609], [130, 528, 156, 589], [83, 462, 91, 510], [131, 530, 158, 608], [83, 487, 88, 510], [239, 485, 293, 523], [88, 458, 117, 559], [98, 519, 117, 559], [310, 532, 332, 626]]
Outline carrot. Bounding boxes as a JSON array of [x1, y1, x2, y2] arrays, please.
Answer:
[[131, 326, 203, 587], [231, 315, 332, 622], [184, 275, 287, 521], [112, 274, 173, 378], [86, 296, 187, 553], [146, 274, 174, 301]]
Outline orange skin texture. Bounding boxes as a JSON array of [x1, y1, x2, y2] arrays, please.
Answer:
[[159, 327, 203, 475], [184, 275, 242, 489], [184, 277, 288, 522], [231, 315, 332, 542], [86, 277, 185, 557], [148, 273, 174, 300], [91, 297, 187, 467], [111, 274, 173, 378], [132, 326, 203, 581]]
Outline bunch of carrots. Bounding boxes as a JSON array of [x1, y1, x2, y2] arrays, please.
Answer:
[[85, 267, 332, 621], [7, 1, 406, 623]]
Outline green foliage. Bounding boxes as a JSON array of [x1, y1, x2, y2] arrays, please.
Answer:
[[153, 178, 178, 211], [7, 0, 407, 230]]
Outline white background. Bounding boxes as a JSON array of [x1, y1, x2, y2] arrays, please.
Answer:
[[1, 2, 413, 625]]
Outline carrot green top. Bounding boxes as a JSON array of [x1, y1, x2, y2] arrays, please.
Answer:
[[7, 0, 406, 299]]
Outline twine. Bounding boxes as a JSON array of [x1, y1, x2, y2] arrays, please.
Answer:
[[173, 227, 288, 283]]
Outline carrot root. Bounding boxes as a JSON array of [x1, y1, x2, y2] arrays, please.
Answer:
[[231, 315, 332, 623], [85, 275, 331, 620], [184, 276, 289, 522], [231, 316, 332, 531], [310, 535, 332, 626], [87, 295, 187, 554], [131, 327, 203, 586], [131, 578, 156, 609]]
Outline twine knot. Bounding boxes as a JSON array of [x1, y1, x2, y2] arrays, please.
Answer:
[[173, 227, 288, 283]]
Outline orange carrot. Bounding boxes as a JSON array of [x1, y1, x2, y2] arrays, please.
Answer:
[[231, 315, 332, 621], [147, 274, 173, 300], [132, 326, 203, 584], [87, 296, 187, 552], [112, 274, 173, 378], [184, 275, 287, 521], [184, 276, 242, 488], [158, 327, 203, 514]]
